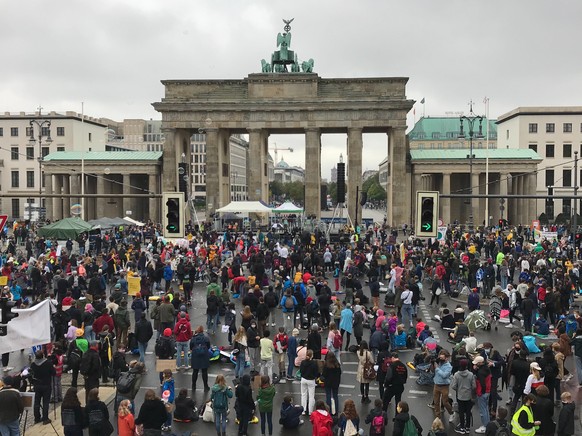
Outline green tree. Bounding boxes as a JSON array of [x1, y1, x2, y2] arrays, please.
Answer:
[[269, 180, 284, 200], [361, 173, 386, 201], [284, 181, 305, 204]]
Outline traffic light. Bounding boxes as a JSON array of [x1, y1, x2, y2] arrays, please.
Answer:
[[162, 192, 185, 238], [0, 297, 19, 336], [415, 191, 438, 237], [499, 219, 504, 227]]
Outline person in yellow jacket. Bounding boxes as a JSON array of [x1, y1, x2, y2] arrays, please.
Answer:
[[510, 393, 540, 435]]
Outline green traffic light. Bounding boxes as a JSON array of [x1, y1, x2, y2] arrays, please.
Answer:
[[422, 223, 432, 231]]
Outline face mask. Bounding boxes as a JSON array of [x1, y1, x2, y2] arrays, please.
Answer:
[[251, 324, 256, 329]]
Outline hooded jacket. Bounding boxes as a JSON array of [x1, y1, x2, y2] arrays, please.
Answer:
[[451, 369, 476, 401], [210, 384, 233, 412], [557, 401, 575, 435], [310, 409, 333, 436], [235, 375, 254, 411], [392, 412, 422, 436], [30, 356, 56, 387]]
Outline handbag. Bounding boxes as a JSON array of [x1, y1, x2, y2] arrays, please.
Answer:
[[363, 352, 376, 380], [435, 287, 442, 296], [202, 400, 214, 422]]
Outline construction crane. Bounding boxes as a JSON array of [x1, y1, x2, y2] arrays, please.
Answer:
[[269, 143, 293, 164]]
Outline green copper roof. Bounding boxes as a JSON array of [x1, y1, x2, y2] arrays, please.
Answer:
[[409, 116, 497, 140], [44, 151, 163, 161], [410, 148, 541, 160]]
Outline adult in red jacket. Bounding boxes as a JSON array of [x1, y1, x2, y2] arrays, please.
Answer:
[[92, 310, 115, 336], [174, 312, 192, 369]]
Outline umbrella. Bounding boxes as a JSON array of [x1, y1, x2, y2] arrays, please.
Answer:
[[464, 310, 489, 332]]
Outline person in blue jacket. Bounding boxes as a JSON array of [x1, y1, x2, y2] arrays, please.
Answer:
[[339, 303, 354, 351], [279, 395, 304, 429], [286, 328, 299, 380]]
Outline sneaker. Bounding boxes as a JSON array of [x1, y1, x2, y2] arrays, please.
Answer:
[[505, 323, 514, 328], [463, 429, 471, 435], [454, 425, 465, 434], [427, 403, 435, 409], [449, 413, 456, 423], [475, 425, 486, 434], [299, 419, 305, 425], [286, 376, 295, 381]]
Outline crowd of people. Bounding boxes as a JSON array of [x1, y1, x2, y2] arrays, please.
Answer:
[[0, 221, 580, 436]]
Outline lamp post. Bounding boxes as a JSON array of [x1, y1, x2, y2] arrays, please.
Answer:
[[573, 151, 579, 240], [458, 101, 484, 232], [28, 110, 52, 221]]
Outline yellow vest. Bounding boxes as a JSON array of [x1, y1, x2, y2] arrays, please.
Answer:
[[510, 405, 536, 436]]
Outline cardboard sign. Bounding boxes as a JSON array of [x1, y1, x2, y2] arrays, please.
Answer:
[[128, 276, 141, 296], [0, 276, 7, 286], [156, 359, 177, 372]]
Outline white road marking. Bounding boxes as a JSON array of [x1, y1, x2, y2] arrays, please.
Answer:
[[409, 390, 428, 395]]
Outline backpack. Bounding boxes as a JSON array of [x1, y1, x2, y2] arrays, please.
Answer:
[[155, 337, 173, 359], [284, 296, 295, 310], [211, 388, 228, 411], [293, 285, 305, 306], [403, 417, 419, 436], [332, 331, 343, 350], [192, 336, 207, 356], [344, 418, 358, 436], [372, 414, 385, 434], [67, 343, 83, 370], [363, 353, 377, 380], [109, 351, 128, 381], [566, 319, 578, 338], [492, 420, 510, 436], [116, 371, 137, 394]]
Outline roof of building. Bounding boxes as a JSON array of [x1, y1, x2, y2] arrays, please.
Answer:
[[409, 116, 497, 141], [276, 157, 290, 168], [44, 151, 163, 161], [497, 106, 582, 124], [410, 148, 541, 161]]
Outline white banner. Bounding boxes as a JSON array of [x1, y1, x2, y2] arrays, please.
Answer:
[[0, 299, 51, 355]]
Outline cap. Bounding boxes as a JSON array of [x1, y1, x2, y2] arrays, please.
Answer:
[[163, 328, 172, 337], [292, 328, 299, 336], [472, 356, 485, 365], [530, 362, 542, 371]]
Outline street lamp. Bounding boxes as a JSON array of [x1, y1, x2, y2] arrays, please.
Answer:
[[28, 110, 52, 221], [458, 101, 484, 231]]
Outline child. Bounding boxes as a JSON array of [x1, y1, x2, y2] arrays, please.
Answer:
[[365, 398, 388, 436], [117, 399, 136, 436], [280, 395, 304, 429], [415, 317, 426, 338], [160, 368, 175, 432], [49, 344, 64, 403], [273, 327, 288, 378], [557, 391, 575, 436], [258, 375, 276, 436], [310, 400, 333, 436], [394, 324, 407, 349], [428, 417, 447, 436]]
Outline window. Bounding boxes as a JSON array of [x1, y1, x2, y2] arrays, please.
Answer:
[[564, 123, 572, 133], [506, 129, 509, 139], [88, 132, 92, 142], [545, 169, 554, 187], [11, 171, 19, 188], [41, 147, 50, 158], [26, 147, 34, 160], [432, 132, 440, 139], [529, 144, 538, 153], [41, 126, 50, 137], [26, 171, 34, 188], [546, 144, 555, 157], [528, 123, 538, 133], [57, 127, 65, 136], [10, 127, 18, 137], [563, 169, 572, 187], [57, 146, 65, 152], [11, 147, 19, 160], [564, 143, 572, 158], [0, 127, 3, 136], [26, 127, 33, 137], [563, 199, 571, 215], [11, 199, 20, 219], [546, 123, 555, 133], [446, 132, 455, 139]]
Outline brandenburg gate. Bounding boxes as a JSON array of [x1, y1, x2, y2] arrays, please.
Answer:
[[153, 20, 414, 226]]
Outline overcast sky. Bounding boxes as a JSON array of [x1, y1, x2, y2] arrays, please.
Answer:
[[2, 0, 581, 181]]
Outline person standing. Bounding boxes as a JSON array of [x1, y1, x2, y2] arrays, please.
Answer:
[[173, 312, 192, 370], [134, 389, 167, 435], [246, 320, 261, 375], [299, 349, 319, 415], [60, 387, 85, 436], [571, 328, 582, 387], [286, 328, 299, 380], [84, 388, 113, 436], [30, 349, 56, 425], [322, 351, 341, 415], [79, 341, 101, 404], [451, 359, 476, 434], [260, 330, 275, 378], [273, 327, 288, 379], [258, 375, 276, 436], [472, 355, 492, 434], [0, 375, 24, 435], [190, 325, 211, 391], [339, 303, 354, 351], [211, 375, 233, 436], [134, 312, 154, 365], [510, 393, 540, 436], [113, 300, 131, 350], [382, 352, 407, 413], [235, 375, 255, 436], [431, 350, 455, 422]]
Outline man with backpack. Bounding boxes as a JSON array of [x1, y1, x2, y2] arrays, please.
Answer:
[[190, 325, 211, 392], [382, 352, 408, 413], [281, 289, 297, 333], [134, 312, 153, 365], [66, 328, 88, 388], [115, 360, 144, 416], [79, 340, 101, 403], [174, 312, 193, 369], [293, 281, 307, 329]]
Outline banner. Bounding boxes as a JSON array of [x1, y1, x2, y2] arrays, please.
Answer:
[[128, 277, 141, 296], [0, 299, 51, 355]]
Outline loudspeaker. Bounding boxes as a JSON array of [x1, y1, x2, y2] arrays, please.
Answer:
[[321, 184, 328, 210], [359, 191, 368, 206], [336, 162, 346, 203]]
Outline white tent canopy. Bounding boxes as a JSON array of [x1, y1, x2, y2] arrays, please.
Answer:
[[215, 201, 272, 213], [124, 216, 145, 226], [272, 201, 304, 213]]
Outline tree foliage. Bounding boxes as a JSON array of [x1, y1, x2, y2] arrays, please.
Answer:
[[361, 173, 386, 201]]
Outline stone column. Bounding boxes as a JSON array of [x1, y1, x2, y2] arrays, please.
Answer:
[[70, 174, 80, 213], [305, 128, 321, 218], [62, 174, 70, 218], [413, 173, 422, 224], [442, 172, 451, 225], [53, 175, 63, 221], [45, 173, 53, 220], [347, 127, 363, 224], [96, 175, 106, 217], [149, 174, 159, 223], [205, 128, 220, 214], [247, 129, 263, 202], [218, 129, 231, 207], [528, 173, 537, 224], [471, 172, 479, 228], [389, 127, 407, 227], [500, 172, 509, 221], [516, 175, 524, 225], [123, 174, 132, 216], [162, 128, 177, 193]]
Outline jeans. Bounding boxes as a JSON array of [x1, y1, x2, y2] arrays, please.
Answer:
[[214, 410, 227, 433], [84, 324, 95, 342], [206, 313, 219, 333], [138, 342, 148, 364], [301, 378, 316, 414], [176, 341, 189, 368], [401, 303, 413, 327], [34, 384, 51, 422], [0, 419, 20, 436], [325, 386, 339, 414], [287, 353, 296, 377], [235, 353, 246, 378], [477, 393, 490, 426], [260, 411, 273, 435]]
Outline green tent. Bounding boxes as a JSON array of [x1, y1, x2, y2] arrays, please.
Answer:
[[37, 217, 93, 240]]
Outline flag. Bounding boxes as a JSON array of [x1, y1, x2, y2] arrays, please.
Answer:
[[420, 97, 425, 104], [0, 300, 51, 355]]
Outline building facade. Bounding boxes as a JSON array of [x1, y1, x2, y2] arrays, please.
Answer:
[[273, 157, 305, 183], [0, 111, 107, 221], [496, 107, 582, 220], [408, 116, 498, 149]]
